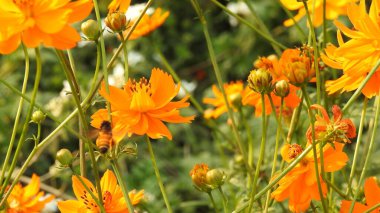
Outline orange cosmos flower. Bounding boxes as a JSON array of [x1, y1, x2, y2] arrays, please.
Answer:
[[306, 104, 356, 144], [58, 170, 144, 213], [124, 8, 170, 40], [272, 142, 348, 213], [279, 47, 316, 86], [108, 0, 131, 13], [0, 0, 93, 54], [91, 68, 195, 141], [7, 174, 54, 213], [321, 0, 380, 98], [340, 177, 380, 213], [281, 0, 357, 27], [203, 81, 244, 119], [242, 55, 301, 117]]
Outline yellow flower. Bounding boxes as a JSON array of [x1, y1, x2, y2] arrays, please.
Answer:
[[124, 8, 170, 40], [91, 68, 195, 141], [58, 170, 144, 213], [281, 0, 357, 27], [7, 174, 54, 213], [203, 81, 244, 119], [0, 0, 93, 54], [321, 0, 380, 98]]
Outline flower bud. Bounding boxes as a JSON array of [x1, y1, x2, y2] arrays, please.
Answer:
[[56, 149, 74, 167], [105, 11, 127, 33], [31, 110, 46, 124], [81, 19, 100, 41], [247, 68, 274, 94], [189, 163, 212, 192], [206, 169, 226, 189], [274, 80, 290, 98]]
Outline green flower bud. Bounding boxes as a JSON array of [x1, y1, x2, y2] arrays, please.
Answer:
[[247, 68, 274, 94], [81, 19, 100, 41], [206, 169, 226, 189], [274, 80, 290, 98], [56, 149, 74, 167], [105, 11, 127, 33], [31, 110, 46, 124]]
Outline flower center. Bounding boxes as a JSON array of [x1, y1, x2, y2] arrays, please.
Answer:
[[130, 77, 152, 96], [81, 189, 99, 210]]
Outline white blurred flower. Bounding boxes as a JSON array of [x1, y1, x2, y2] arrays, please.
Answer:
[[226, 2, 250, 27], [108, 63, 125, 87], [126, 3, 155, 20], [128, 50, 144, 66], [178, 80, 197, 98], [46, 81, 71, 117]]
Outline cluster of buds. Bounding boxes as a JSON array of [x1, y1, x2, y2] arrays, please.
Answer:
[[247, 68, 274, 94], [189, 163, 226, 192]]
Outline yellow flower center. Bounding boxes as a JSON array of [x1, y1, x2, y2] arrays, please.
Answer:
[[129, 77, 152, 96]]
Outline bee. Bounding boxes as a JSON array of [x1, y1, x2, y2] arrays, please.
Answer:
[[96, 121, 114, 154]]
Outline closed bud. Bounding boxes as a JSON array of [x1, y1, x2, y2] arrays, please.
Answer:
[[31, 110, 46, 124], [247, 68, 274, 94], [105, 11, 127, 33], [274, 80, 290, 97], [56, 149, 74, 167], [206, 169, 226, 189], [81, 19, 100, 41]]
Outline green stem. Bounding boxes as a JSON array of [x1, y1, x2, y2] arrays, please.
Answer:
[[111, 160, 134, 213], [278, 4, 307, 42], [301, 86, 328, 213], [218, 187, 228, 213], [146, 136, 173, 213], [88, 43, 102, 100], [232, 146, 314, 213], [248, 93, 267, 212], [238, 107, 254, 185], [55, 49, 104, 210], [207, 192, 218, 213], [264, 98, 284, 212], [302, 0, 321, 105], [190, 0, 250, 174], [349, 95, 380, 212], [118, 32, 129, 81], [0, 48, 42, 198], [0, 44, 30, 186], [209, 0, 287, 50], [342, 59, 380, 113], [324, 175, 348, 200], [286, 96, 303, 143], [267, 95, 287, 144], [346, 97, 368, 196]]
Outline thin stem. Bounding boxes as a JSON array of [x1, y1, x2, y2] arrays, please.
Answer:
[[267, 95, 287, 144], [218, 187, 228, 213], [248, 93, 267, 212], [207, 192, 218, 213], [190, 0, 250, 174], [232, 146, 314, 213], [264, 98, 284, 212], [88, 43, 102, 100], [349, 96, 380, 212], [209, 0, 287, 50], [118, 32, 129, 81], [286, 96, 303, 143], [55, 49, 104, 210], [0, 44, 30, 186], [302, 85, 328, 213], [238, 107, 254, 185], [111, 160, 134, 213], [324, 175, 348, 200], [0, 48, 42, 198], [302, 0, 321, 105], [346, 97, 368, 196], [146, 136, 173, 213], [342, 59, 380, 113]]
